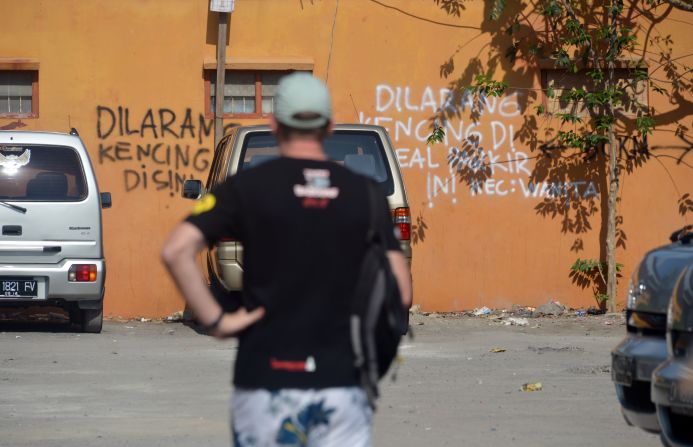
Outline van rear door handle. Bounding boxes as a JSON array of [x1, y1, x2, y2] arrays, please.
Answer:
[[2, 225, 22, 236]]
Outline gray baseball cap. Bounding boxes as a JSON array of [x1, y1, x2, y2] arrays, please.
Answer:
[[274, 73, 332, 129]]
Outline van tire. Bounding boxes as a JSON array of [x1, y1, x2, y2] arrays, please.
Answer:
[[70, 306, 103, 333], [660, 434, 672, 447]]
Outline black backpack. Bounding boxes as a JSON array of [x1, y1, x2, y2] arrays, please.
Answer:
[[350, 181, 409, 409]]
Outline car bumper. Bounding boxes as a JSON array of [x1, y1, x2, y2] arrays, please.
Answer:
[[0, 259, 105, 303], [652, 358, 693, 447], [612, 334, 668, 432], [217, 259, 243, 291]]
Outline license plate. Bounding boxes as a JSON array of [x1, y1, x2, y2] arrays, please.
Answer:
[[0, 278, 38, 298], [612, 354, 635, 386]]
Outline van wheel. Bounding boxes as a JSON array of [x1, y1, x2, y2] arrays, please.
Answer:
[[70, 306, 103, 333], [660, 434, 672, 447]]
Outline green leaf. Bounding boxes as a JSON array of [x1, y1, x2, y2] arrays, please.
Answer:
[[489, 0, 506, 21], [546, 85, 555, 99], [542, 1, 563, 17], [558, 130, 585, 149], [427, 126, 446, 145], [632, 69, 648, 82], [535, 104, 545, 115], [595, 115, 615, 130], [585, 93, 600, 108], [636, 116, 656, 136], [588, 69, 604, 82], [554, 49, 571, 68], [564, 88, 586, 101], [566, 18, 581, 34], [583, 133, 609, 148], [556, 112, 583, 124], [595, 293, 609, 304]]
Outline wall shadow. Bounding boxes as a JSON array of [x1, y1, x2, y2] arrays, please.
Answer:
[[428, 0, 690, 303], [411, 210, 429, 246]]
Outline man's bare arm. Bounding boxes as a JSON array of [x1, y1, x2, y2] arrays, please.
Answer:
[[161, 222, 264, 337], [387, 250, 412, 308]]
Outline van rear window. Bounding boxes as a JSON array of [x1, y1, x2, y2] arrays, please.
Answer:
[[0, 145, 87, 201], [238, 131, 394, 194]]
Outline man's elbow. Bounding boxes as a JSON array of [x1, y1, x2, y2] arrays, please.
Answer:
[[161, 223, 202, 268], [161, 240, 182, 268]]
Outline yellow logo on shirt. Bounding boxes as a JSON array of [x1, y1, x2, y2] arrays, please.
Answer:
[[192, 193, 216, 216]]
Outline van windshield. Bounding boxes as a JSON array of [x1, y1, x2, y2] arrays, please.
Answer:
[[238, 130, 394, 194], [0, 145, 87, 201]]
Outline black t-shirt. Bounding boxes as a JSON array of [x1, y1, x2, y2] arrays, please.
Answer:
[[186, 156, 400, 389]]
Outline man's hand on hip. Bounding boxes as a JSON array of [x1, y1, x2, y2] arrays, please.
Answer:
[[210, 308, 266, 339]]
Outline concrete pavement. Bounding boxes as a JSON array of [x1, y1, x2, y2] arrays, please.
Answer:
[[0, 313, 659, 446]]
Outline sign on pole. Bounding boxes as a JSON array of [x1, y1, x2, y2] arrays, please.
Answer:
[[210, 0, 234, 12]]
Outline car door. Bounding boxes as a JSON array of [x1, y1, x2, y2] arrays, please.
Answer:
[[202, 132, 236, 284]]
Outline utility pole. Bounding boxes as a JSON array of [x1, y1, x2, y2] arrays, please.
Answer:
[[214, 12, 228, 149], [181, 1, 233, 323], [210, 0, 234, 148]]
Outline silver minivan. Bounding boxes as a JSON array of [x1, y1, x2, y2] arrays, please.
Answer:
[[0, 130, 110, 332], [183, 124, 411, 307]]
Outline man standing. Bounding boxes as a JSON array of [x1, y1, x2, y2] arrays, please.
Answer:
[[162, 73, 411, 446]]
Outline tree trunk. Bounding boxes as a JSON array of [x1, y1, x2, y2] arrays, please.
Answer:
[[606, 126, 619, 313]]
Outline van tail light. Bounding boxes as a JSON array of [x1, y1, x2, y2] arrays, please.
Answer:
[[391, 207, 411, 241], [219, 236, 237, 242], [68, 264, 97, 282]]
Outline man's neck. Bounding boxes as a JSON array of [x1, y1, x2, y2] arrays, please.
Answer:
[[278, 140, 327, 161]]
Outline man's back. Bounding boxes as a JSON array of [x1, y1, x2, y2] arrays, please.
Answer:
[[188, 157, 398, 389]]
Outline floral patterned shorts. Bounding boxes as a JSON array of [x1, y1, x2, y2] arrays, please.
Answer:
[[231, 387, 372, 447]]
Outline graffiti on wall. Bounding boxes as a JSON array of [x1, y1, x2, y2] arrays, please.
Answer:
[[359, 85, 599, 207], [96, 106, 212, 196]]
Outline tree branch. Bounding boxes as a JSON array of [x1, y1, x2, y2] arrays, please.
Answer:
[[664, 0, 693, 12]]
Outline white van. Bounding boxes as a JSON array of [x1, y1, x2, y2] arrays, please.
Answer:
[[0, 130, 111, 332]]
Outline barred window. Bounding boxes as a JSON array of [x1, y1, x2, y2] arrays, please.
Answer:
[[206, 70, 309, 118], [0, 71, 38, 117]]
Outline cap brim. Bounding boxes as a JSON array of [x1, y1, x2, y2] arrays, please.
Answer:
[[277, 115, 329, 130]]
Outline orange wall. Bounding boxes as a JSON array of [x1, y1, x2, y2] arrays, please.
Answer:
[[1, 0, 691, 317]]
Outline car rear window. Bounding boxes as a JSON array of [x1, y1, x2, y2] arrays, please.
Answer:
[[237, 130, 395, 195], [0, 145, 87, 201]]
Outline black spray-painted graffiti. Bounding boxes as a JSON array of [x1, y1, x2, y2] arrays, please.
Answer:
[[96, 106, 212, 196]]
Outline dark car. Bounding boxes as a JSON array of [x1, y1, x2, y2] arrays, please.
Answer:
[[651, 258, 693, 447], [612, 226, 693, 433]]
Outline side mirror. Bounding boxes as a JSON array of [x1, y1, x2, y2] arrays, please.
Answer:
[[182, 180, 204, 199], [100, 192, 112, 209], [670, 225, 693, 243]]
